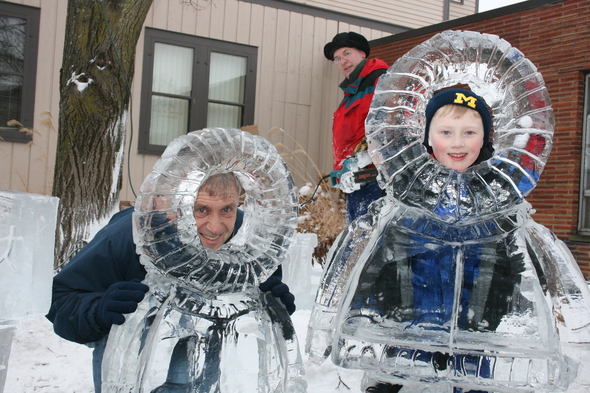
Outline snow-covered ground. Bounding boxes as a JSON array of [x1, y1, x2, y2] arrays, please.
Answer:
[[5, 312, 364, 392], [6, 276, 590, 393], [5, 316, 94, 392], [5, 236, 590, 392], [4, 264, 365, 392]]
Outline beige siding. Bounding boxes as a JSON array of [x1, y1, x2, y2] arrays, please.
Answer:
[[1, 0, 475, 203], [450, 0, 478, 20], [286, 0, 460, 29]]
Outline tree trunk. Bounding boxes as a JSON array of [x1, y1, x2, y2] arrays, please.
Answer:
[[52, 0, 152, 268]]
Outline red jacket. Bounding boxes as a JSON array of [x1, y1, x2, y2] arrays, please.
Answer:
[[332, 58, 389, 170]]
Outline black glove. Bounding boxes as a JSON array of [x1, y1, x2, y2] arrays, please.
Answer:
[[95, 279, 149, 330], [259, 275, 296, 315], [365, 383, 403, 393]]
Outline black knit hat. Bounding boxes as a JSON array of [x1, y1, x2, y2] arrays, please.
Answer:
[[423, 88, 493, 151], [324, 32, 370, 61]]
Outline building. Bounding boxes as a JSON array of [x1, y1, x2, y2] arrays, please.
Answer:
[[0, 0, 478, 203], [370, 0, 590, 278]]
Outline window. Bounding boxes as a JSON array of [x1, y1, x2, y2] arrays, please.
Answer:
[[0, 3, 39, 143], [579, 74, 590, 234], [139, 28, 257, 154]]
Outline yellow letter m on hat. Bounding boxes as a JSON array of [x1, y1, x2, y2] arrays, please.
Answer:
[[453, 92, 477, 108]]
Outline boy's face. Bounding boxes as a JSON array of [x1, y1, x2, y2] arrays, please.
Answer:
[[428, 109, 484, 172]]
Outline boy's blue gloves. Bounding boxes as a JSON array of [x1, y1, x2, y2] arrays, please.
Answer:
[[259, 275, 296, 315], [95, 279, 149, 330]]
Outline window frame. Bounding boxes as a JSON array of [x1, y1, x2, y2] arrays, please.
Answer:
[[138, 28, 257, 155], [578, 73, 590, 235], [0, 2, 39, 143]]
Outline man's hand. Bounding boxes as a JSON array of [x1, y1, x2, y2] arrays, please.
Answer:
[[259, 275, 296, 315], [95, 279, 149, 330]]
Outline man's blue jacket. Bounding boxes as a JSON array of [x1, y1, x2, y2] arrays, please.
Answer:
[[46, 207, 247, 344]]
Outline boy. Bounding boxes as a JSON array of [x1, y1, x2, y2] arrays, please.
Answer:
[[423, 87, 494, 171], [306, 85, 587, 392]]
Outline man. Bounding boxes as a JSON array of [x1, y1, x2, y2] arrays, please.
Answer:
[[324, 31, 389, 223], [46, 172, 294, 392]]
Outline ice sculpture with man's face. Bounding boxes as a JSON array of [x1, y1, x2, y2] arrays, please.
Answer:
[[306, 30, 590, 393], [101, 128, 306, 393]]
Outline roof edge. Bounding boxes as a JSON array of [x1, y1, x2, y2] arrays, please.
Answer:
[[370, 0, 565, 46], [239, 0, 411, 34]]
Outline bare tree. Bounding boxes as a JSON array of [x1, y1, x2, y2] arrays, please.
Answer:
[[52, 0, 152, 268]]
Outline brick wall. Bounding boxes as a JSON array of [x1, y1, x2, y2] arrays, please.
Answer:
[[370, 0, 590, 278]]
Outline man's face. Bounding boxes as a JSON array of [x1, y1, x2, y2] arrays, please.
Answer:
[[429, 109, 484, 172], [333, 47, 366, 79], [193, 187, 238, 250]]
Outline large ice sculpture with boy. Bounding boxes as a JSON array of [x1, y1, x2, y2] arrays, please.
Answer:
[[306, 30, 590, 392], [101, 128, 306, 392]]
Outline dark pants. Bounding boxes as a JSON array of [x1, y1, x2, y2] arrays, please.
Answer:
[[346, 180, 383, 224], [91, 336, 108, 393]]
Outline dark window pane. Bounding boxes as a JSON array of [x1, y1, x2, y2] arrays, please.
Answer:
[[0, 3, 38, 143], [0, 15, 25, 74], [582, 75, 590, 232], [583, 196, 590, 230], [0, 74, 22, 128]]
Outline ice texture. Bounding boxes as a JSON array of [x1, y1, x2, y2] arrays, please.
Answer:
[[366, 30, 553, 219], [102, 128, 306, 392], [282, 233, 318, 309], [307, 30, 590, 392], [0, 190, 59, 320], [0, 322, 16, 393], [0, 190, 59, 393]]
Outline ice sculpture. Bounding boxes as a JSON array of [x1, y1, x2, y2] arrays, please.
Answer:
[[0, 190, 59, 393], [282, 233, 318, 309], [102, 128, 306, 392], [306, 30, 590, 392]]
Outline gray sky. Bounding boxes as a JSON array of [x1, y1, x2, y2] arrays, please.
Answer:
[[479, 0, 527, 12]]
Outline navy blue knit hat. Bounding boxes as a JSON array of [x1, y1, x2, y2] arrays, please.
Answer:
[[423, 88, 493, 150], [324, 32, 370, 61]]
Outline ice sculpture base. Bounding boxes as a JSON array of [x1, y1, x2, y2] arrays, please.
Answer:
[[102, 271, 307, 393], [283, 233, 318, 309], [0, 191, 58, 393]]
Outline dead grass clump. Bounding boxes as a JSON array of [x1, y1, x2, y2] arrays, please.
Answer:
[[297, 178, 346, 266], [268, 127, 346, 266]]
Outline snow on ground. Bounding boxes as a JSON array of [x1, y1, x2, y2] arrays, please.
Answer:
[[5, 311, 364, 392], [5, 267, 590, 392], [4, 264, 364, 392], [5, 317, 94, 392]]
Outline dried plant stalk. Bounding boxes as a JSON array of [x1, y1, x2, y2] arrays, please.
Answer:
[[298, 178, 345, 265], [268, 127, 346, 265]]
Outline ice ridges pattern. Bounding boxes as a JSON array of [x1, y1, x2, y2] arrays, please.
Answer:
[[102, 128, 306, 393], [306, 30, 590, 392]]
